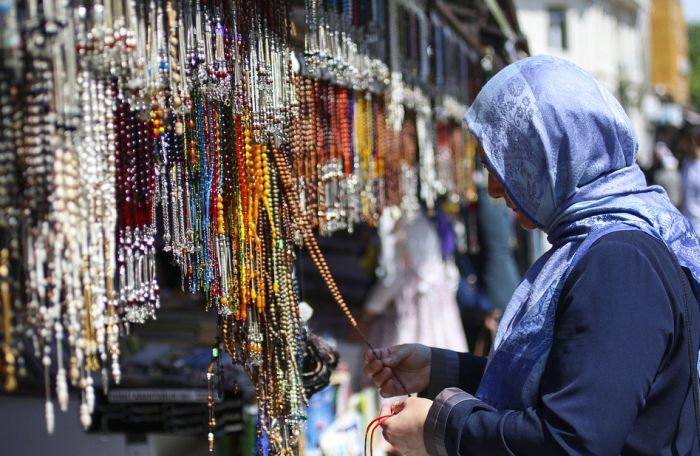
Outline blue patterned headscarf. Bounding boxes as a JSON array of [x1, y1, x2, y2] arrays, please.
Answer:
[[465, 55, 700, 410]]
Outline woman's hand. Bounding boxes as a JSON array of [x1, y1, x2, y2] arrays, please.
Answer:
[[380, 397, 433, 456], [363, 344, 431, 397]]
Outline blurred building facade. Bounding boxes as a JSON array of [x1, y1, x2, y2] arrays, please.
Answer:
[[649, 0, 690, 104], [513, 0, 651, 160]]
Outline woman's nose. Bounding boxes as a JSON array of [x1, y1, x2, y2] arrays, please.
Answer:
[[487, 172, 504, 199]]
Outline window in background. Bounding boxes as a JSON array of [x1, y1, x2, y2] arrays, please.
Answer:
[[548, 8, 568, 50]]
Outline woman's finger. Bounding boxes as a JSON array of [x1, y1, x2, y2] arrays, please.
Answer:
[[364, 349, 382, 363], [380, 403, 404, 448], [382, 424, 400, 449], [373, 366, 393, 388], [363, 358, 385, 377], [367, 346, 406, 367], [384, 344, 410, 366], [379, 382, 398, 397], [363, 358, 382, 375], [379, 382, 400, 398]]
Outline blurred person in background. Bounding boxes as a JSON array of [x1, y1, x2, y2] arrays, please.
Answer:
[[682, 126, 700, 235], [364, 56, 700, 455], [650, 126, 682, 207]]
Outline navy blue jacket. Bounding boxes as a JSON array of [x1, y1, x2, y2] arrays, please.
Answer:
[[423, 231, 700, 455]]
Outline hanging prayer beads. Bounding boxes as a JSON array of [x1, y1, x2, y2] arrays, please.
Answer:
[[164, 1, 307, 451], [0, 0, 164, 433], [290, 74, 390, 234], [0, 0, 481, 451]]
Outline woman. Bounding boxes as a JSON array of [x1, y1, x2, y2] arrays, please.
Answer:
[[364, 55, 700, 455]]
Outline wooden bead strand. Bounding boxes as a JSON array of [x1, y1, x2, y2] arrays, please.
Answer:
[[269, 142, 412, 397]]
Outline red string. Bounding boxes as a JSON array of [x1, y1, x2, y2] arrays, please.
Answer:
[[370, 417, 391, 456], [364, 414, 395, 456]]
